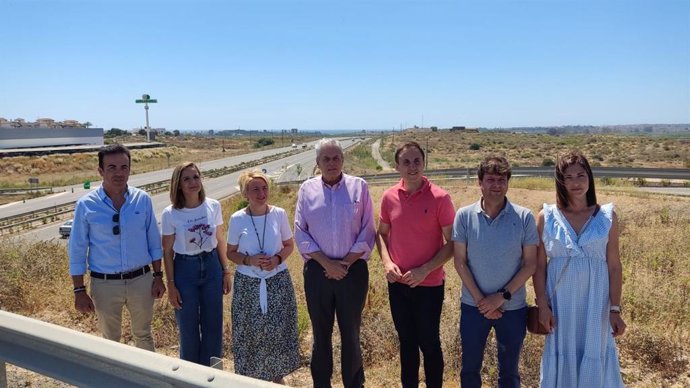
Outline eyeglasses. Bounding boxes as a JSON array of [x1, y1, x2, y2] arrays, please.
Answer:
[[112, 213, 120, 235]]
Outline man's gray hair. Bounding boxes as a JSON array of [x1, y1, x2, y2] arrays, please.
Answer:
[[315, 138, 343, 158]]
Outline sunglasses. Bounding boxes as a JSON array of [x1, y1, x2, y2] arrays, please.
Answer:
[[112, 213, 120, 235]]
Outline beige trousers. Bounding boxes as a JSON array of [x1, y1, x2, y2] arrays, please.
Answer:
[[90, 271, 155, 351]]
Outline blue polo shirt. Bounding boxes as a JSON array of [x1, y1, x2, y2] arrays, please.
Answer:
[[69, 185, 163, 276], [452, 198, 538, 310]]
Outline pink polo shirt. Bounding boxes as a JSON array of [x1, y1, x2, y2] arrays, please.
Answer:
[[380, 177, 455, 287]]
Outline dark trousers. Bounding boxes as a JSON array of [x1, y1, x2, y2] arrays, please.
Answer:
[[460, 303, 527, 388], [388, 281, 445, 388], [304, 259, 369, 388]]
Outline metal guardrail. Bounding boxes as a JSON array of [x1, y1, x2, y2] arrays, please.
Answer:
[[0, 310, 280, 388], [0, 187, 53, 194]]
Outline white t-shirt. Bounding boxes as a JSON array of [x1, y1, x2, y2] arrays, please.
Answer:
[[227, 206, 292, 274], [161, 198, 223, 255]]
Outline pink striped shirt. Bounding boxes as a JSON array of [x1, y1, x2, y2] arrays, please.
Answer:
[[294, 174, 376, 261]]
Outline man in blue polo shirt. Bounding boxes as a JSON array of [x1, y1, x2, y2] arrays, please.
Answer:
[[69, 144, 165, 351], [452, 156, 538, 388]]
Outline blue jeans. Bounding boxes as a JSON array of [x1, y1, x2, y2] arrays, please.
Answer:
[[173, 249, 223, 366], [460, 303, 527, 388]]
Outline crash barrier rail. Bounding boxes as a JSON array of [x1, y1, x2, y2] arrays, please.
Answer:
[[277, 166, 690, 187], [0, 310, 280, 388], [0, 150, 301, 236], [0, 187, 53, 194]]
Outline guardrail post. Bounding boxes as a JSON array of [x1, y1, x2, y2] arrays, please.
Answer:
[[1, 359, 7, 388]]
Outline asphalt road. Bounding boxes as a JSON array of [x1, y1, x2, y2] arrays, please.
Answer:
[[13, 138, 362, 242], [1, 143, 307, 219]]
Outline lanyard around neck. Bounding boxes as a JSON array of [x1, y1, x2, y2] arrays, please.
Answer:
[[248, 206, 268, 253]]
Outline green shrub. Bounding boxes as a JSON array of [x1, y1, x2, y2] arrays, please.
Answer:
[[254, 137, 274, 148], [541, 158, 555, 167]]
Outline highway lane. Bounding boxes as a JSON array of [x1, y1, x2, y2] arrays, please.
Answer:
[[1, 142, 314, 219], [19, 138, 361, 242], [13, 141, 690, 243]]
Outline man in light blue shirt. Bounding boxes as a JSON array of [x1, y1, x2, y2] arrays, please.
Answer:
[[452, 156, 538, 388], [69, 144, 165, 351]]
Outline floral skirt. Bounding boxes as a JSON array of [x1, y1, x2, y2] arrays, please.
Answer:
[[231, 270, 300, 381]]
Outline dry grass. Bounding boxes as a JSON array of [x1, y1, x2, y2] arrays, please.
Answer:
[[372, 131, 690, 171], [0, 135, 319, 190], [1, 177, 689, 387]]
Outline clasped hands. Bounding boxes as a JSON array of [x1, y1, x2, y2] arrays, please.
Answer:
[[384, 262, 430, 288], [245, 253, 280, 271], [476, 293, 505, 320], [323, 259, 351, 280]]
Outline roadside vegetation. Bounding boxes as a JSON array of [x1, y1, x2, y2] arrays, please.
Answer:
[[2, 179, 689, 387], [371, 131, 690, 172], [0, 133, 318, 205]]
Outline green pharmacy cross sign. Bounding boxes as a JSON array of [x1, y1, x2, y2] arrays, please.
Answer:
[[135, 94, 158, 138]]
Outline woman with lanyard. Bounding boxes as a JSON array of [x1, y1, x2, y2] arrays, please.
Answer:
[[226, 170, 300, 384], [161, 162, 232, 366]]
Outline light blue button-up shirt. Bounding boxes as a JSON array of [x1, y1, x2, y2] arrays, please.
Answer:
[[68, 185, 163, 276]]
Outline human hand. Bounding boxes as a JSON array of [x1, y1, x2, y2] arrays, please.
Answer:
[[74, 292, 95, 313], [384, 262, 403, 283], [247, 253, 269, 267], [539, 304, 555, 333], [323, 259, 348, 280], [167, 283, 182, 309], [610, 313, 626, 337], [222, 273, 232, 295], [152, 277, 166, 299], [259, 256, 280, 271], [483, 309, 503, 320], [477, 293, 505, 315], [401, 267, 430, 288]]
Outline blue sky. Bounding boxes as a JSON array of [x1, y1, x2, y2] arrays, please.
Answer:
[[1, 0, 688, 130]]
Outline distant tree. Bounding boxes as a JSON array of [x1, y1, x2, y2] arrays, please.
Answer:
[[541, 158, 555, 167], [469, 143, 481, 150], [138, 129, 147, 136], [431, 126, 438, 132], [165, 131, 173, 136], [173, 129, 180, 136], [105, 128, 128, 137], [84, 121, 92, 128], [254, 137, 275, 148]]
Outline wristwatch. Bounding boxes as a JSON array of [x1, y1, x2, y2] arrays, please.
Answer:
[[153, 271, 164, 278], [609, 305, 622, 314], [498, 288, 512, 301]]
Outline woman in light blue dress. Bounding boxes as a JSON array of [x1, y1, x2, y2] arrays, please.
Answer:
[[533, 151, 626, 388]]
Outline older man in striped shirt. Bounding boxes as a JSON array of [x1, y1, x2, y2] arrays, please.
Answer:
[[295, 138, 376, 388]]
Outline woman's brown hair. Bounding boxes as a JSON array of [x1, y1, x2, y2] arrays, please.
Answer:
[[555, 151, 597, 209], [169, 162, 206, 209]]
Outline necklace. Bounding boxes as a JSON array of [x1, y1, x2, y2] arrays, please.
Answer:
[[247, 206, 268, 254]]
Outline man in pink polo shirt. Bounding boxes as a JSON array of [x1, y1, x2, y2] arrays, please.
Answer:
[[376, 141, 455, 388]]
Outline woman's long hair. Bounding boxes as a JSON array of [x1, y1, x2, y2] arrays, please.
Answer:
[[555, 151, 597, 209]]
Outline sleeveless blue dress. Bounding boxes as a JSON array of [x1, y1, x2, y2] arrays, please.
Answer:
[[540, 203, 625, 388]]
